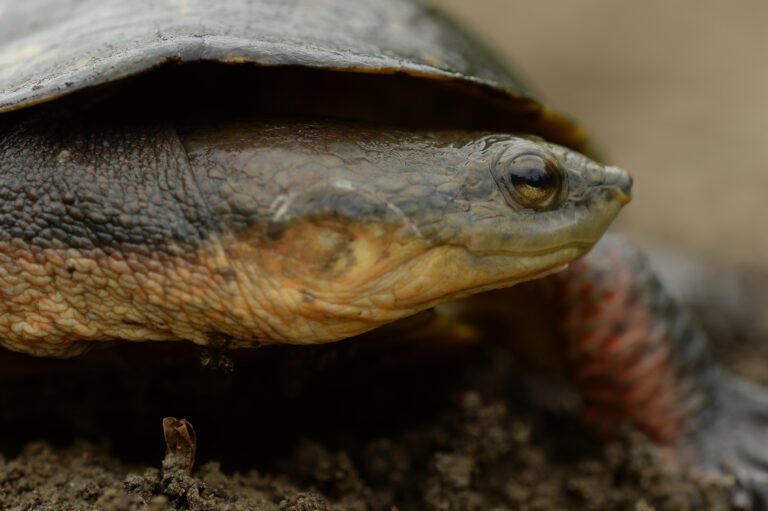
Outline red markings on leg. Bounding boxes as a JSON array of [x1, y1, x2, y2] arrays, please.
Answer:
[[553, 247, 691, 444]]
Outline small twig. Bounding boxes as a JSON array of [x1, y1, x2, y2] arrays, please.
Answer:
[[162, 417, 197, 475]]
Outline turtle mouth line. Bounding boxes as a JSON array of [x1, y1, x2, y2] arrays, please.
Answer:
[[399, 242, 590, 311], [451, 241, 594, 296], [463, 240, 595, 259], [469, 261, 569, 291]]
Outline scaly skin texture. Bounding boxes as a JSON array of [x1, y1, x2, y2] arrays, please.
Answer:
[[551, 237, 768, 498], [553, 239, 717, 444], [0, 112, 629, 357]]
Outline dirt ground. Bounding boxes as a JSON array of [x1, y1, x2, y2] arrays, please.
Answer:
[[2, 2, 768, 510], [0, 309, 762, 511], [2, 264, 768, 511]]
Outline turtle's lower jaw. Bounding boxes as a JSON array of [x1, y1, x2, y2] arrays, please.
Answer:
[[444, 243, 592, 298], [223, 239, 595, 346]]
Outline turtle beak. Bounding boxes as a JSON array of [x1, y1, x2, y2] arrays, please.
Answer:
[[604, 165, 633, 205]]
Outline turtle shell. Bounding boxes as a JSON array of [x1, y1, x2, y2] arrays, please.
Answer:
[[0, 0, 585, 148]]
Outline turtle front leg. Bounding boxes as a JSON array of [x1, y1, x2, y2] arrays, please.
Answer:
[[552, 236, 768, 500]]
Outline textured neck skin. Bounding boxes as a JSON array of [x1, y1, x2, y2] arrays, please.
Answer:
[[0, 118, 210, 252], [0, 102, 627, 357], [0, 113, 223, 355]]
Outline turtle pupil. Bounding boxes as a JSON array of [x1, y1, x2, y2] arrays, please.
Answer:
[[504, 154, 561, 208], [509, 163, 555, 190]]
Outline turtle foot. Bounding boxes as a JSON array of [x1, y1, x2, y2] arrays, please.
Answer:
[[684, 372, 768, 509]]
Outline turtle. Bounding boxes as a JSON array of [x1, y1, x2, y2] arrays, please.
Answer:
[[0, 0, 765, 502], [0, 0, 626, 353]]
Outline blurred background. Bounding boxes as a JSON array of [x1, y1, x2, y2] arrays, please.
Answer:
[[435, 0, 768, 268]]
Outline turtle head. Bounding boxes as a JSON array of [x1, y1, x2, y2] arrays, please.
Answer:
[[440, 134, 633, 294], [185, 121, 632, 344]]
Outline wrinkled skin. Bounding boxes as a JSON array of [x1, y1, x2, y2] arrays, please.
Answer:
[[0, 114, 629, 357]]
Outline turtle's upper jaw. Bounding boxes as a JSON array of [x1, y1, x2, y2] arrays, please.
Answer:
[[184, 122, 632, 345], [603, 166, 633, 205]]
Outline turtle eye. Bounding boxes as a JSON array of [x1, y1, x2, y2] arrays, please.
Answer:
[[493, 151, 565, 210]]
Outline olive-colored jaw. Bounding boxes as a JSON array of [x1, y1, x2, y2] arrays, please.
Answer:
[[0, 115, 629, 355]]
